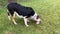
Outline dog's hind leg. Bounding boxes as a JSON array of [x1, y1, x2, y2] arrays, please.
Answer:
[[11, 15, 17, 25]]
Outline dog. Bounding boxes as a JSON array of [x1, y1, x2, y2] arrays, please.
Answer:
[[7, 2, 41, 27]]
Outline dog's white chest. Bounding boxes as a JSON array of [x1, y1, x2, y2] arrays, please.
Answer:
[[30, 13, 37, 20]]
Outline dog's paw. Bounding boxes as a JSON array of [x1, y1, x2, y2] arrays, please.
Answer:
[[15, 23, 17, 25], [26, 25, 29, 27], [14, 22, 17, 25]]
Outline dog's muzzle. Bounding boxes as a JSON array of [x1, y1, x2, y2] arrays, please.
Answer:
[[36, 19, 41, 24]]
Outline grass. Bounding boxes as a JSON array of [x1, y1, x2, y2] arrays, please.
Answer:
[[0, 0, 60, 34]]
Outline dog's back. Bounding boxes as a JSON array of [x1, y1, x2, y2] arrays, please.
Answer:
[[7, 3, 35, 17]]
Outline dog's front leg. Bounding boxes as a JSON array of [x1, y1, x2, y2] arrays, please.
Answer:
[[23, 17, 29, 27]]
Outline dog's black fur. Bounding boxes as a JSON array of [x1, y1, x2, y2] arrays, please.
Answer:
[[7, 2, 35, 18]]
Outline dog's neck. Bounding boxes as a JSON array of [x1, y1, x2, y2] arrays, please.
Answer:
[[31, 13, 38, 20]]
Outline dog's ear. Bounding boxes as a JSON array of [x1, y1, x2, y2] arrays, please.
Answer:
[[36, 15, 40, 19]]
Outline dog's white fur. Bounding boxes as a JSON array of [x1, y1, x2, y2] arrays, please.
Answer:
[[30, 13, 38, 20]]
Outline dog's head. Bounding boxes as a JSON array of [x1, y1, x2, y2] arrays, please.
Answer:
[[31, 13, 41, 24], [36, 15, 41, 24]]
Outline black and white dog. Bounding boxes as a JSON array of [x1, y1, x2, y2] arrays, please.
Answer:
[[7, 2, 41, 27]]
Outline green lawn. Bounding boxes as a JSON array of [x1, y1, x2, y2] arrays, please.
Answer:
[[0, 0, 60, 34]]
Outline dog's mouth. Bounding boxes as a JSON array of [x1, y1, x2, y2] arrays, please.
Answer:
[[36, 21, 41, 24]]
